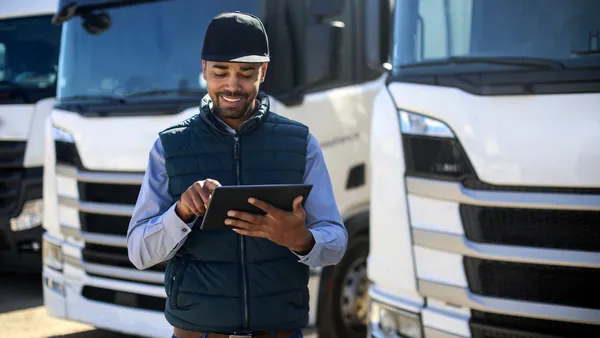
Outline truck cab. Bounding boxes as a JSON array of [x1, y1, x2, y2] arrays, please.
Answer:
[[42, 0, 389, 337], [0, 0, 61, 274], [368, 0, 600, 337]]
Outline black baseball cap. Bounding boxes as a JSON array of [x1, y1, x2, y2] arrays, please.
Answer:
[[201, 11, 270, 63]]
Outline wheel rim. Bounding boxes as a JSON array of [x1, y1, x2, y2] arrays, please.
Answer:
[[339, 256, 369, 329]]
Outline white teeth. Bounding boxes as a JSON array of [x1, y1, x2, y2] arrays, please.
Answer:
[[222, 96, 241, 103]]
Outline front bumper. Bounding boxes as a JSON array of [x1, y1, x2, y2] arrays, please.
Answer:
[[43, 265, 173, 338]]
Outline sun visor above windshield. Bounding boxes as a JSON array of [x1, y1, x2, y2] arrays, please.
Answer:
[[53, 0, 161, 24]]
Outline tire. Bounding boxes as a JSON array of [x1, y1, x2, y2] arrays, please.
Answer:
[[318, 235, 370, 338]]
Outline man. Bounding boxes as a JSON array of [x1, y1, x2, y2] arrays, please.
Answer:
[[126, 11, 348, 338]]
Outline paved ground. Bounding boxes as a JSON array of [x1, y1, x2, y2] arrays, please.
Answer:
[[0, 272, 317, 338]]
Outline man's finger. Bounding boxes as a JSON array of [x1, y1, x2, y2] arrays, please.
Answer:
[[292, 195, 304, 216], [204, 179, 221, 193], [189, 193, 206, 215], [183, 195, 202, 216], [227, 210, 266, 225], [194, 183, 212, 204], [248, 198, 277, 216], [231, 227, 267, 238], [225, 218, 259, 231]]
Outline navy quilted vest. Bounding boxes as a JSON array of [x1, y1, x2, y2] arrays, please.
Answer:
[[159, 92, 310, 332]]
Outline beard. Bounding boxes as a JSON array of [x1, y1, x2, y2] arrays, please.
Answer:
[[213, 90, 254, 119]]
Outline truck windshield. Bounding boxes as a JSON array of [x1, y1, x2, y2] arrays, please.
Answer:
[[57, 0, 262, 102], [391, 0, 600, 74], [0, 15, 61, 103]]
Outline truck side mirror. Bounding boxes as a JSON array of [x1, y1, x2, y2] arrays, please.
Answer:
[[81, 11, 111, 35], [365, 0, 392, 72], [261, 0, 344, 107], [303, 22, 342, 90], [299, 0, 344, 93]]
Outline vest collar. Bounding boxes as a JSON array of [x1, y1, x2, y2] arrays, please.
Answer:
[[199, 91, 271, 136]]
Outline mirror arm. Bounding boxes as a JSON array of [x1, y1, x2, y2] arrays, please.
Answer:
[[367, 61, 392, 73]]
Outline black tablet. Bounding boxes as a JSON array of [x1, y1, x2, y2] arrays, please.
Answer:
[[199, 184, 313, 230]]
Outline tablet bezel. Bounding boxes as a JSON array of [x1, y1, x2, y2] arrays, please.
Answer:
[[199, 184, 313, 230]]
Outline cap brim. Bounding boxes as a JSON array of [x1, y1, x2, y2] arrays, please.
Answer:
[[202, 54, 270, 63]]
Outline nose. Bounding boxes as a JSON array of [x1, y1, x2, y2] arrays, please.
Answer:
[[224, 74, 242, 92]]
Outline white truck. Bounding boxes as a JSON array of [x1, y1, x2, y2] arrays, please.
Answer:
[[42, 0, 391, 337], [0, 0, 61, 274], [367, 0, 600, 337]]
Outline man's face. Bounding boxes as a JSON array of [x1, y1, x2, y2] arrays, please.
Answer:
[[202, 60, 268, 120]]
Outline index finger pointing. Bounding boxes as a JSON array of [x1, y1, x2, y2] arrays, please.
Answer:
[[204, 179, 221, 192], [196, 179, 221, 204]]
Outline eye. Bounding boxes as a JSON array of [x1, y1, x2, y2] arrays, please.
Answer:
[[214, 73, 226, 78], [240, 74, 253, 79]]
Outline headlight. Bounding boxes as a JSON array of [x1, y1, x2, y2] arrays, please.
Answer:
[[399, 110, 474, 180], [43, 238, 63, 271], [10, 199, 43, 231], [52, 124, 74, 143], [369, 299, 422, 338]]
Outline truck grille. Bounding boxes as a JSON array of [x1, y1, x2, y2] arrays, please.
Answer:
[[55, 141, 167, 294], [407, 175, 600, 334], [78, 182, 140, 205], [458, 180, 600, 309], [0, 141, 26, 216], [470, 311, 600, 338], [78, 182, 140, 237], [83, 243, 167, 273], [465, 257, 600, 310], [81, 286, 165, 311], [461, 205, 600, 252], [79, 213, 131, 236]]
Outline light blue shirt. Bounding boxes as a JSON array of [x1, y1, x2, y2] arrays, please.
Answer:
[[127, 116, 348, 271]]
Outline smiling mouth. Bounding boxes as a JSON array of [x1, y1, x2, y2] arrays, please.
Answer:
[[221, 95, 241, 103]]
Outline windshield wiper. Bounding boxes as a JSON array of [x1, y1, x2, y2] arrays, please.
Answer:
[[60, 95, 125, 104], [123, 89, 205, 99], [0, 80, 29, 101], [0, 80, 22, 88], [401, 56, 566, 70]]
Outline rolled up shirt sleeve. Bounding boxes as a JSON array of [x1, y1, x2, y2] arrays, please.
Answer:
[[291, 133, 348, 268], [126, 137, 196, 270]]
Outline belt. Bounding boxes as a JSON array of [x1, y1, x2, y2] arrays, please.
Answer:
[[173, 328, 296, 338]]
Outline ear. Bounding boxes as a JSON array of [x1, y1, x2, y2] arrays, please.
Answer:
[[260, 62, 269, 83], [202, 60, 207, 80]]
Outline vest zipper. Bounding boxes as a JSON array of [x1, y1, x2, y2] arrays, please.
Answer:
[[234, 135, 249, 330]]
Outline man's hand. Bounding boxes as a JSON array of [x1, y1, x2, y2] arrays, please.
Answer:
[[175, 179, 221, 222], [225, 196, 315, 253]]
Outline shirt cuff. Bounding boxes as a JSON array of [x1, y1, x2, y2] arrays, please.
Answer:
[[291, 229, 325, 267], [162, 203, 195, 243]]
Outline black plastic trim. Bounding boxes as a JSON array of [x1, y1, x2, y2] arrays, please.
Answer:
[[54, 96, 204, 117], [0, 86, 57, 105], [471, 310, 600, 338], [81, 285, 165, 312], [402, 133, 600, 195], [387, 68, 600, 96], [346, 163, 366, 189], [465, 257, 600, 310], [0, 167, 43, 218]]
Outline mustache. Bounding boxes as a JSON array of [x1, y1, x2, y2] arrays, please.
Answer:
[[216, 91, 247, 98]]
